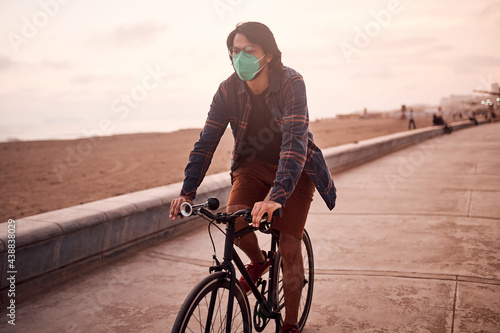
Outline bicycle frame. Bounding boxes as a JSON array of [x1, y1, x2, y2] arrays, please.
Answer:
[[208, 217, 280, 333], [173, 199, 313, 333]]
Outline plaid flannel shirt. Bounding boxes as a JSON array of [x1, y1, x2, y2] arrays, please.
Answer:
[[181, 67, 336, 210]]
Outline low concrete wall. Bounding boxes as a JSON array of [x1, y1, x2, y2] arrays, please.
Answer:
[[0, 174, 232, 306], [0, 119, 488, 306], [324, 126, 442, 173]]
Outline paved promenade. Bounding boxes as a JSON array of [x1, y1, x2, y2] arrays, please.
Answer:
[[3, 122, 499, 332]]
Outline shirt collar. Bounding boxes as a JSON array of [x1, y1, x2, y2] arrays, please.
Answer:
[[236, 70, 282, 95]]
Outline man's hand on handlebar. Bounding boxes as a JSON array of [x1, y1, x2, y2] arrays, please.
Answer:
[[251, 200, 282, 228], [169, 195, 194, 220]]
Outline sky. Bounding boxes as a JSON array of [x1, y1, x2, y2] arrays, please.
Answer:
[[0, 0, 499, 138]]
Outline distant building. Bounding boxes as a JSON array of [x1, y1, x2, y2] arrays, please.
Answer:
[[493, 83, 500, 111], [440, 94, 486, 115], [492, 83, 499, 94]]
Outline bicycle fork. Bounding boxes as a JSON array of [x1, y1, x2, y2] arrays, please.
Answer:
[[208, 220, 278, 333], [207, 219, 249, 333], [222, 220, 239, 333]]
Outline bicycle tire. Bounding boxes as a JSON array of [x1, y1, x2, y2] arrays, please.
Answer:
[[172, 271, 252, 333], [272, 229, 314, 331]]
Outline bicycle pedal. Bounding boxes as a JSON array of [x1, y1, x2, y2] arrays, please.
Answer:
[[253, 300, 274, 332]]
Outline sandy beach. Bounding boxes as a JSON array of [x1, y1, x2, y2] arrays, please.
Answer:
[[1, 117, 416, 219]]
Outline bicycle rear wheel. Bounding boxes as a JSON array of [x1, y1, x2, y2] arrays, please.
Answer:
[[272, 229, 314, 331], [172, 271, 252, 333]]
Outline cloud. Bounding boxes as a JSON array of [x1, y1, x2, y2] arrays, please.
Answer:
[[38, 60, 72, 70], [351, 64, 393, 79], [458, 55, 500, 66], [69, 73, 132, 86], [478, 2, 500, 19], [378, 36, 454, 57], [454, 54, 500, 74], [370, 38, 454, 67], [90, 21, 168, 48], [70, 74, 99, 84], [382, 37, 439, 49], [346, 38, 456, 81], [413, 44, 455, 59], [0, 56, 17, 71], [0, 57, 73, 72]]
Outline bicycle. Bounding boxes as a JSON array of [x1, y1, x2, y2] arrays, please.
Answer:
[[171, 197, 314, 333]]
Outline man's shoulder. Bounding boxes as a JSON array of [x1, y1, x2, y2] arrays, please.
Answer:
[[282, 66, 302, 79], [269, 66, 304, 93]]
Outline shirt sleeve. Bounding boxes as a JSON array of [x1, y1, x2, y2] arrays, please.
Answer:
[[268, 74, 309, 206], [180, 83, 229, 199]]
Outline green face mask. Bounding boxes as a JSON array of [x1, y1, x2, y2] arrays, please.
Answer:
[[232, 52, 267, 81]]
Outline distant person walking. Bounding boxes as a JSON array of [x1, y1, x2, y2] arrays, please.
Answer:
[[408, 109, 416, 129]]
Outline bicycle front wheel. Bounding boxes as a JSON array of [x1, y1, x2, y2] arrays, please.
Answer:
[[172, 271, 252, 333], [273, 229, 314, 331]]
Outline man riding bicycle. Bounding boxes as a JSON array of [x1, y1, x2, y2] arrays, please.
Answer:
[[170, 21, 336, 333]]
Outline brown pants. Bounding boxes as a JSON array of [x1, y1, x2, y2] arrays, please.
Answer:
[[228, 157, 315, 239]]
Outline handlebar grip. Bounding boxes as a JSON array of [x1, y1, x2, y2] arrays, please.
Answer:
[[258, 208, 282, 223], [179, 202, 193, 217], [178, 197, 220, 218], [257, 208, 282, 233]]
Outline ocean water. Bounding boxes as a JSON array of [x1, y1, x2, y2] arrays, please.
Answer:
[[0, 118, 206, 143]]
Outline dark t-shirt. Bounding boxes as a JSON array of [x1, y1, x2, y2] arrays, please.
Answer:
[[242, 89, 282, 165]]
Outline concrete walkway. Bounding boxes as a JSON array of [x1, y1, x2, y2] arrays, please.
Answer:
[[2, 122, 499, 332]]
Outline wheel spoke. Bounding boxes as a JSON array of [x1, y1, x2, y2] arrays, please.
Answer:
[[172, 272, 251, 333], [273, 230, 314, 332], [174, 227, 315, 333]]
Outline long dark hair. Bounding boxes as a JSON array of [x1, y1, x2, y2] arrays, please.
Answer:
[[226, 22, 284, 74]]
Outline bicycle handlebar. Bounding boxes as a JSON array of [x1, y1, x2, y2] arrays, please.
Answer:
[[179, 197, 282, 232], [179, 197, 220, 217]]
